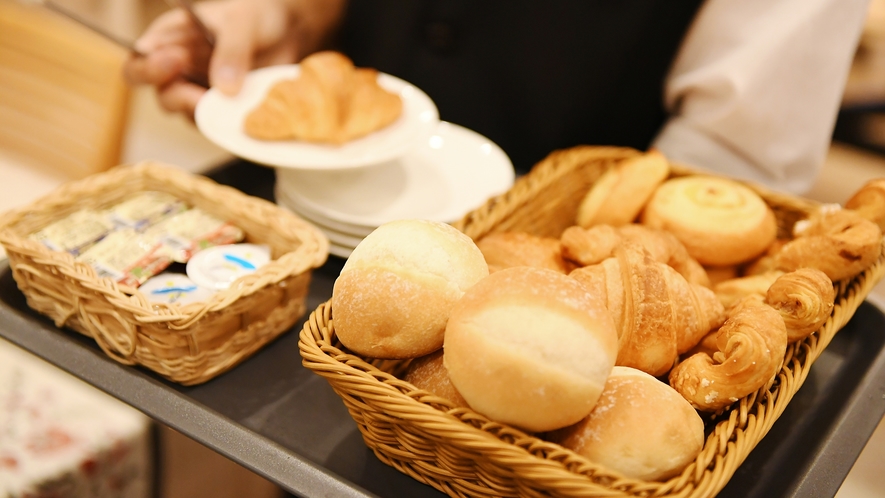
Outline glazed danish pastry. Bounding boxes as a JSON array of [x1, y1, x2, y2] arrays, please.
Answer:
[[641, 176, 777, 266]]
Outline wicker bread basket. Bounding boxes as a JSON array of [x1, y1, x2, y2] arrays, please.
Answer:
[[0, 161, 328, 385], [299, 146, 885, 497]]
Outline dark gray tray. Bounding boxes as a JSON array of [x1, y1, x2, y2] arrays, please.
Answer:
[[1, 161, 883, 498]]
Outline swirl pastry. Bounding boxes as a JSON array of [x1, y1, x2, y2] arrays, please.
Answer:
[[775, 208, 882, 282], [641, 176, 777, 266], [570, 244, 725, 376], [766, 268, 835, 342], [576, 150, 670, 227], [669, 296, 787, 412], [561, 223, 710, 287]]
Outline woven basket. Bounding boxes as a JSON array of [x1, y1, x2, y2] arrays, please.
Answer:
[[0, 161, 328, 385], [299, 146, 885, 497]]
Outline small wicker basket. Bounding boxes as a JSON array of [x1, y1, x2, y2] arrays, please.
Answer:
[[0, 161, 328, 385], [299, 146, 885, 497]]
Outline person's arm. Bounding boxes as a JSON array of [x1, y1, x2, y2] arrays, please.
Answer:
[[652, 0, 871, 194], [124, 0, 347, 118]]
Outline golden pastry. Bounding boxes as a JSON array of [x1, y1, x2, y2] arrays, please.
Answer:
[[244, 51, 402, 144], [576, 149, 670, 228], [713, 271, 784, 311], [570, 244, 725, 376], [845, 178, 885, 231], [561, 223, 710, 287], [766, 268, 834, 342], [669, 296, 787, 412], [775, 208, 882, 282], [476, 231, 573, 274], [641, 175, 778, 266]]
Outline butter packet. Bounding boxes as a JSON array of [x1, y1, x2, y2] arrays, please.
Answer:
[[139, 273, 215, 306], [143, 207, 245, 263], [76, 228, 173, 287], [30, 209, 115, 256], [108, 191, 188, 231]]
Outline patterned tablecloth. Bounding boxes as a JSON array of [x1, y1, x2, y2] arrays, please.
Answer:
[[0, 338, 152, 498]]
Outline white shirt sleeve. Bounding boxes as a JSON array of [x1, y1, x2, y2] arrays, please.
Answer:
[[651, 0, 870, 194]]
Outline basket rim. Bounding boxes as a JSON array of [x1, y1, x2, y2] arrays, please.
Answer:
[[0, 160, 330, 327]]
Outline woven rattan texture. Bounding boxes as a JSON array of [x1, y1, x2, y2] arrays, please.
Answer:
[[299, 146, 885, 497], [0, 161, 329, 385]]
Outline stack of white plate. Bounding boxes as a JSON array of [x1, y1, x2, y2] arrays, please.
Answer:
[[275, 121, 515, 258], [195, 64, 516, 258]]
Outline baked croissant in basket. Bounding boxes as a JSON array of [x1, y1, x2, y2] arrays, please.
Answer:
[[669, 296, 787, 412], [569, 244, 725, 376], [775, 208, 882, 282], [244, 51, 402, 144], [845, 178, 885, 231], [766, 268, 835, 343], [561, 223, 711, 287]]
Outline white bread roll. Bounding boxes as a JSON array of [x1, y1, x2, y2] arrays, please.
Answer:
[[547, 366, 705, 481], [331, 219, 488, 359], [444, 266, 618, 433]]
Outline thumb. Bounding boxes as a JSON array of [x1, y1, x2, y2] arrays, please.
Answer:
[[207, 12, 257, 96]]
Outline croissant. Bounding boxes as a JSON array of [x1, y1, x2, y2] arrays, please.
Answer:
[[576, 149, 670, 227], [766, 268, 834, 342], [845, 178, 885, 231], [561, 224, 711, 287], [477, 231, 573, 274], [570, 244, 725, 376], [244, 51, 402, 144], [669, 296, 787, 412], [775, 208, 882, 282]]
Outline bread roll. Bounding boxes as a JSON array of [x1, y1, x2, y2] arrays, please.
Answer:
[[641, 176, 777, 266], [576, 150, 670, 227], [547, 366, 705, 482], [402, 349, 468, 408], [444, 266, 618, 432], [332, 219, 488, 359], [476, 231, 572, 274]]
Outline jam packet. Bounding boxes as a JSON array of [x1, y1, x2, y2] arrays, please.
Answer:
[[29, 209, 115, 256], [108, 191, 188, 231], [76, 228, 173, 287], [143, 207, 245, 263]]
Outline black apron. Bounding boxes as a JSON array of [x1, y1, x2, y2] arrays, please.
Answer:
[[335, 0, 706, 174]]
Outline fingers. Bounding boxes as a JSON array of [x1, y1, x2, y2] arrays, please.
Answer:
[[156, 80, 207, 119], [205, 3, 259, 96], [124, 46, 190, 87]]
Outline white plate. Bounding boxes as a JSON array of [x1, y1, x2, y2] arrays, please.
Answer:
[[275, 121, 515, 227], [274, 182, 376, 237], [195, 64, 440, 169], [276, 196, 367, 247], [327, 241, 354, 259]]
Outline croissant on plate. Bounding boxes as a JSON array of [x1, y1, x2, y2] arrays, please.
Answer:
[[669, 296, 787, 412], [569, 244, 725, 377], [244, 51, 403, 144], [561, 224, 711, 287]]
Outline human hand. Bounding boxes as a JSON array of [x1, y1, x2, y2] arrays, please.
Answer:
[[124, 0, 346, 119]]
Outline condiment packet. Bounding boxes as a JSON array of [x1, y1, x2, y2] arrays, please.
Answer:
[[29, 209, 115, 256], [108, 191, 188, 231], [143, 207, 245, 263], [186, 243, 271, 290], [139, 273, 215, 306], [76, 228, 173, 287]]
